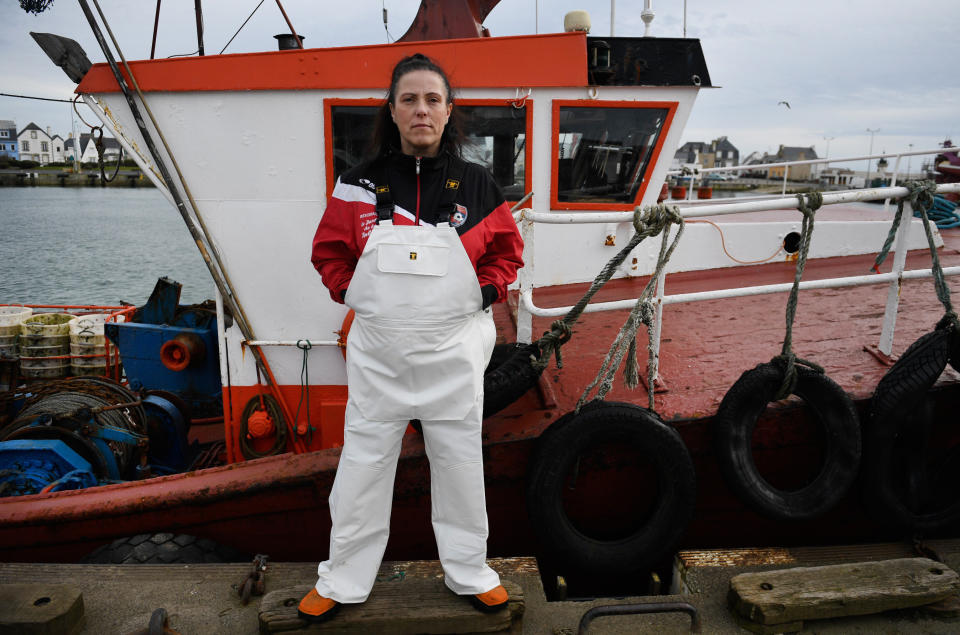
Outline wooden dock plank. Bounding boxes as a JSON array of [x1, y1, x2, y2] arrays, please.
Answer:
[[729, 557, 960, 626], [259, 580, 523, 634], [0, 583, 85, 635]]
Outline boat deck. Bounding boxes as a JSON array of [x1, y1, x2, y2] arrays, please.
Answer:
[[498, 225, 960, 421]]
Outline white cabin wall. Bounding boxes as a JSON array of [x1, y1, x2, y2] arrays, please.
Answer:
[[87, 85, 710, 388]]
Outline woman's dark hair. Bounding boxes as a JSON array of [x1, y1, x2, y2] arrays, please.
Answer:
[[369, 53, 464, 158]]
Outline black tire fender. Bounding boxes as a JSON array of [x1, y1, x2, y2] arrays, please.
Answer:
[[526, 402, 696, 575], [81, 533, 249, 564], [483, 343, 543, 418], [870, 329, 950, 429], [863, 328, 957, 533], [714, 361, 861, 521]]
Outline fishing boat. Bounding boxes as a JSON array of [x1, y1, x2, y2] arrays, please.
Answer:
[[3, 0, 960, 596]]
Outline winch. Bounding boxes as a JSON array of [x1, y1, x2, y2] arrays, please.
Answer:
[[0, 378, 190, 496]]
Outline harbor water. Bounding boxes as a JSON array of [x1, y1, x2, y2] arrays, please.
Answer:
[[1, 187, 217, 306]]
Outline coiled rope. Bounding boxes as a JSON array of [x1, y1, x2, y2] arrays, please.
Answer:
[[772, 192, 825, 400], [4, 380, 145, 477]]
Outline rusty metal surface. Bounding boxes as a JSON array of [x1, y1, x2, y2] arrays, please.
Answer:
[[398, 0, 501, 42]]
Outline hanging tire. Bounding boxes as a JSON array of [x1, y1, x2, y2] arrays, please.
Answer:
[[81, 533, 249, 564], [870, 329, 950, 431], [714, 361, 861, 521], [944, 321, 960, 375], [863, 328, 960, 533], [526, 402, 696, 575], [483, 343, 543, 418]]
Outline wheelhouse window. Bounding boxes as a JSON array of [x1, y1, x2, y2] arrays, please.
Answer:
[[553, 102, 675, 209], [327, 100, 530, 202], [458, 105, 527, 201]]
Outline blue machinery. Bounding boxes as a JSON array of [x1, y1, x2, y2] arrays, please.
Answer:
[[0, 278, 222, 496]]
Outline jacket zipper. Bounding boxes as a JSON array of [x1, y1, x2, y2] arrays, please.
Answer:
[[415, 156, 421, 224]]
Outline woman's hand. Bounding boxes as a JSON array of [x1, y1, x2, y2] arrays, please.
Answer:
[[481, 285, 497, 309]]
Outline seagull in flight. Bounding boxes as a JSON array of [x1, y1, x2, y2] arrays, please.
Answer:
[[777, 101, 791, 109]]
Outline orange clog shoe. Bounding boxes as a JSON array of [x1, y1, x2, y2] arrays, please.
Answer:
[[297, 588, 340, 623], [470, 584, 509, 612]]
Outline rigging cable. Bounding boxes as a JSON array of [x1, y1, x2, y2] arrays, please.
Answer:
[[84, 0, 306, 452], [0, 92, 73, 103], [220, 0, 266, 55], [382, 1, 394, 43]]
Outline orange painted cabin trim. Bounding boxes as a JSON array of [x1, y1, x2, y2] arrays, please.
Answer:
[[322, 97, 534, 207], [550, 99, 678, 211], [77, 32, 588, 94]]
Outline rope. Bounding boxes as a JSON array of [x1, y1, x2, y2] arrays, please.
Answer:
[[872, 180, 957, 333], [295, 339, 312, 445], [534, 204, 683, 373], [772, 192, 825, 401], [872, 180, 938, 272], [239, 394, 287, 459], [94, 127, 123, 183], [572, 205, 686, 411]]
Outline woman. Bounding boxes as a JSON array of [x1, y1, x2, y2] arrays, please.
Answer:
[[302, 53, 524, 622]]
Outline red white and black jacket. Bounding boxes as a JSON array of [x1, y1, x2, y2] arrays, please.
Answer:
[[311, 150, 524, 305]]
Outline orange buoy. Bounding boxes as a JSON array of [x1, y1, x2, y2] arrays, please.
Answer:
[[697, 186, 713, 199], [671, 186, 687, 199]]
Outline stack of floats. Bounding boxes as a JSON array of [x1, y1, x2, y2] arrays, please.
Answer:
[[0, 309, 119, 379], [20, 313, 73, 379], [0, 307, 30, 361]]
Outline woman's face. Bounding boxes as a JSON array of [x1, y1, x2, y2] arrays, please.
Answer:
[[389, 69, 451, 158]]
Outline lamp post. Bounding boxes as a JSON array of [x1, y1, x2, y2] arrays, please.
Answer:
[[822, 136, 834, 180], [865, 128, 880, 186]]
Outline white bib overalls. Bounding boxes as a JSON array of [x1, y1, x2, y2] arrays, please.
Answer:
[[315, 217, 500, 603]]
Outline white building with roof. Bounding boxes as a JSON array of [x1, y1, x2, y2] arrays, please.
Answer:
[[0, 120, 18, 159]]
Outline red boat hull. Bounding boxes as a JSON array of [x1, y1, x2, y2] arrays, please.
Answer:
[[4, 234, 960, 565]]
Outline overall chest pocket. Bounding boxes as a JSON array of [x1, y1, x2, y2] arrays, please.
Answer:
[[377, 242, 450, 276]]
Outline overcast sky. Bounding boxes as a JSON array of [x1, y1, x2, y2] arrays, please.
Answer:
[[2, 0, 957, 167]]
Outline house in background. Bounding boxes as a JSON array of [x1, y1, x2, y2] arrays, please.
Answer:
[[673, 136, 740, 170], [18, 122, 56, 164], [78, 132, 121, 164], [820, 167, 860, 188], [0, 120, 18, 160], [50, 134, 65, 163], [673, 140, 711, 170], [711, 136, 739, 168], [764, 145, 819, 180]]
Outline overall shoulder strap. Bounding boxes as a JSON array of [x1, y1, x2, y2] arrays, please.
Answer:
[[436, 155, 467, 224], [373, 159, 394, 223]]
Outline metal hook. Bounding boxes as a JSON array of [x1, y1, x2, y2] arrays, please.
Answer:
[[587, 86, 600, 100], [512, 87, 531, 109]]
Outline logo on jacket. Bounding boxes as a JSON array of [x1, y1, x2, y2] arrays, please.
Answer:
[[449, 203, 468, 228]]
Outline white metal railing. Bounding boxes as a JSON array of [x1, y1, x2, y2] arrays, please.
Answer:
[[516, 182, 960, 381], [666, 145, 958, 203]]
